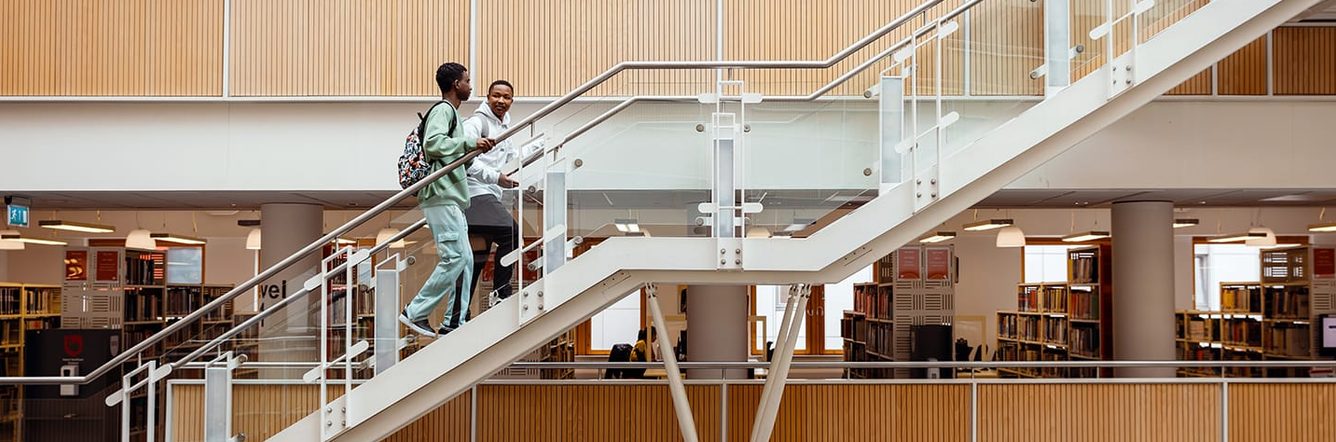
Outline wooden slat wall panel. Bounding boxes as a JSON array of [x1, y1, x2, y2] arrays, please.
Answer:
[[1166, 68, 1212, 95], [230, 0, 470, 96], [978, 384, 1220, 442], [1229, 383, 1336, 441], [1218, 37, 1267, 95], [728, 384, 969, 441], [171, 384, 206, 441], [477, 384, 720, 442], [0, 0, 222, 96], [724, 1, 984, 97], [479, 0, 715, 98], [967, 0, 1043, 96], [1273, 27, 1336, 95], [385, 390, 471, 442]]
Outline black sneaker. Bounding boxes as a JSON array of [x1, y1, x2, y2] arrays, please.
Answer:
[[436, 325, 456, 337], [398, 310, 436, 337]]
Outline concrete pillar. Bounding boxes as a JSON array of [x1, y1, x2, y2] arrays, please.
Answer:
[[257, 203, 323, 378], [1111, 201, 1176, 377], [685, 285, 749, 379]]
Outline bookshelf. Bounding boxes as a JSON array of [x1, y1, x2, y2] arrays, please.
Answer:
[[0, 283, 62, 442], [1176, 245, 1336, 378], [843, 283, 894, 379], [997, 244, 1112, 378], [842, 246, 955, 379]]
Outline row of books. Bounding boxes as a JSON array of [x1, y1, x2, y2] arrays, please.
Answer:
[[25, 288, 59, 314], [1043, 318, 1067, 345], [125, 251, 166, 286], [1222, 285, 1262, 313], [1264, 286, 1310, 319], [1182, 318, 1215, 341], [1264, 324, 1311, 356], [852, 284, 894, 320], [1040, 286, 1068, 313], [1069, 289, 1100, 319], [124, 291, 163, 322], [165, 286, 202, 316], [1070, 327, 1100, 357], [1017, 286, 1040, 312], [1068, 251, 1100, 284], [1222, 320, 1262, 346], [868, 322, 894, 355], [0, 289, 18, 315], [841, 312, 870, 343]]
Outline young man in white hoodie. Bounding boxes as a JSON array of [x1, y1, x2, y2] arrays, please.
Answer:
[[462, 80, 542, 314]]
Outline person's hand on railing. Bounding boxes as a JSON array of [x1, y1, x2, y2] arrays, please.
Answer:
[[477, 137, 496, 153], [498, 174, 519, 189]]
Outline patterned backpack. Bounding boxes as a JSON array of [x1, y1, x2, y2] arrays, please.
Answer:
[[397, 101, 456, 191]]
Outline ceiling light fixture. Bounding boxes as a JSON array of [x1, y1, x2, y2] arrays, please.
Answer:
[[996, 226, 1026, 248], [150, 233, 206, 245], [1208, 231, 1266, 243], [38, 220, 115, 234], [0, 231, 23, 251], [1062, 231, 1110, 242], [919, 231, 957, 244], [614, 219, 641, 234], [964, 219, 1014, 232], [376, 228, 406, 249], [0, 234, 67, 246], [1173, 218, 1199, 228], [245, 229, 262, 250], [1245, 227, 1277, 247], [126, 229, 156, 249]]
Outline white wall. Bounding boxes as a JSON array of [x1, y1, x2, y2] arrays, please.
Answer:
[[6, 245, 63, 285], [0, 251, 8, 281], [8, 100, 1335, 193]]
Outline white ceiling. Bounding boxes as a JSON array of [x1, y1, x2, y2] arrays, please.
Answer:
[[11, 191, 409, 210], [1296, 0, 1336, 21], [975, 189, 1336, 208]]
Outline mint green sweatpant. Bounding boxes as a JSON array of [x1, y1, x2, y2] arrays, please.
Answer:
[[404, 204, 473, 328]]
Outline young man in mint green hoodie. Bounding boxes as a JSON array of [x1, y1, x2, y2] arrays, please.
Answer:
[[399, 62, 496, 337]]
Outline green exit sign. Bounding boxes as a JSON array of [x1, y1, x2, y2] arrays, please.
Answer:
[[6, 197, 29, 228]]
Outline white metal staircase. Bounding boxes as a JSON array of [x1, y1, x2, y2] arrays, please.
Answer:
[[259, 1, 1321, 440]]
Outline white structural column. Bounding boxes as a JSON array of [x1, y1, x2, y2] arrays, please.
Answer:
[[258, 202, 324, 379], [1111, 201, 1176, 377], [685, 285, 749, 379]]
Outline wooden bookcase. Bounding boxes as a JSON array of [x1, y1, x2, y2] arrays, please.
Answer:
[[842, 246, 955, 379], [997, 244, 1113, 378], [0, 283, 61, 442], [1175, 245, 1336, 378]]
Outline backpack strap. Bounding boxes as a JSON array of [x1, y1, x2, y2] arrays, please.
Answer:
[[417, 100, 452, 140]]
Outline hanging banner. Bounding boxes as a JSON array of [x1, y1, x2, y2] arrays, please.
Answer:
[[1315, 248, 1335, 279], [897, 246, 921, 280], [95, 251, 120, 282], [926, 247, 951, 280]]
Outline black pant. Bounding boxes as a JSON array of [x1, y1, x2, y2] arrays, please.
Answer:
[[469, 221, 518, 302]]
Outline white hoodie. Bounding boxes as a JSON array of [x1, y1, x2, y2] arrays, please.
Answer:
[[462, 104, 544, 199]]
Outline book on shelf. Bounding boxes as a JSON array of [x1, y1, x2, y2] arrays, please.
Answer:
[[1043, 317, 1068, 345], [1068, 249, 1100, 284], [0, 288, 18, 316], [1017, 286, 1039, 312], [1070, 326, 1099, 356], [1265, 285, 1310, 319], [1265, 323, 1311, 357], [1041, 286, 1068, 313], [1069, 287, 1099, 319], [1222, 284, 1262, 313]]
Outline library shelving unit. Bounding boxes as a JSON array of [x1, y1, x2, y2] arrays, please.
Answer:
[[997, 244, 1113, 378], [1175, 245, 1336, 378], [0, 283, 62, 442], [843, 282, 893, 379], [1175, 310, 1224, 377], [842, 245, 955, 379]]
